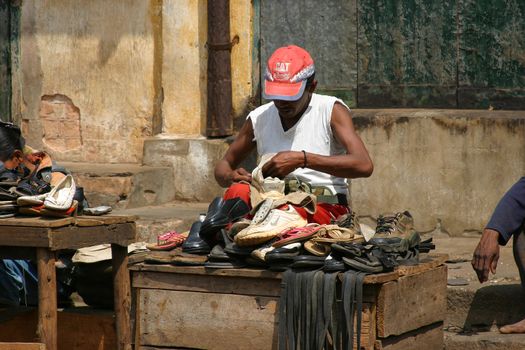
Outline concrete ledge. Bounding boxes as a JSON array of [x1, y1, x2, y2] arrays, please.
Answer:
[[143, 136, 234, 202], [350, 109, 525, 235], [61, 162, 176, 209]]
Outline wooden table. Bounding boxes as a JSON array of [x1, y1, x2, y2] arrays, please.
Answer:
[[131, 254, 448, 350], [0, 215, 137, 350]]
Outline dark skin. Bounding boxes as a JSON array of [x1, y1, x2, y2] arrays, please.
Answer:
[[471, 228, 500, 283], [214, 80, 374, 187]]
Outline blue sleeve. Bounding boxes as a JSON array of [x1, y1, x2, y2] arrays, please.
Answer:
[[486, 177, 525, 245]]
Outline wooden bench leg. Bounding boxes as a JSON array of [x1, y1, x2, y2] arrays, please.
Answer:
[[36, 248, 57, 350], [112, 244, 132, 350]]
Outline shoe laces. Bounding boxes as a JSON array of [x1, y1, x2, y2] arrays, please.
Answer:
[[376, 214, 400, 234], [334, 212, 358, 229]]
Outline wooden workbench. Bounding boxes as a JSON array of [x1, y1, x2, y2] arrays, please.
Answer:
[[131, 253, 448, 350], [0, 215, 137, 350]]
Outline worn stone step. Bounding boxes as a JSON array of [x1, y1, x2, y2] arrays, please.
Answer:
[[142, 135, 256, 202], [59, 162, 176, 210], [445, 330, 525, 350], [432, 237, 525, 332], [113, 201, 209, 243]]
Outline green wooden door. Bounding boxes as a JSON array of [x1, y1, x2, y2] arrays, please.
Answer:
[[0, 2, 11, 122]]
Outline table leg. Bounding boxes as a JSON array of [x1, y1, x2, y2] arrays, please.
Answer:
[[112, 244, 132, 350], [36, 248, 57, 350]]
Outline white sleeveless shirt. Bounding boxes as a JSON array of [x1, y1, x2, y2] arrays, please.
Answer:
[[248, 93, 349, 195]]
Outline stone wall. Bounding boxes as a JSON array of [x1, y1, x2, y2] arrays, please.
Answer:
[[16, 0, 156, 163], [351, 109, 525, 236], [13, 0, 255, 163]]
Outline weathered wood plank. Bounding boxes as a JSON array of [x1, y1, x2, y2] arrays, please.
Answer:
[[0, 226, 50, 247], [353, 302, 376, 350], [0, 215, 136, 228], [0, 308, 117, 349], [377, 265, 447, 337], [132, 288, 141, 349], [132, 271, 282, 297], [0, 343, 46, 350], [134, 264, 400, 284], [75, 215, 139, 227], [36, 248, 57, 350], [376, 322, 443, 350], [130, 264, 283, 280], [0, 216, 73, 228], [49, 223, 136, 250], [397, 253, 448, 277], [139, 289, 278, 350], [112, 244, 132, 350]]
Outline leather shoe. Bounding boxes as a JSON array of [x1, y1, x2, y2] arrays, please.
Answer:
[[200, 197, 250, 239]]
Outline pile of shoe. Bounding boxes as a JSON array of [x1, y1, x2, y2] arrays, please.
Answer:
[[328, 211, 435, 273], [141, 199, 436, 273], [17, 175, 79, 218], [0, 168, 22, 217]]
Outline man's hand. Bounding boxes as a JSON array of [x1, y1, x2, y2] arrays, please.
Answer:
[[262, 151, 303, 179], [228, 168, 252, 183], [472, 229, 501, 283]]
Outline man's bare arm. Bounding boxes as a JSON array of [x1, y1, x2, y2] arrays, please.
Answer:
[[214, 119, 257, 187]]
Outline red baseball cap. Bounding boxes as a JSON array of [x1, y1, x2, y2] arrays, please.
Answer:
[[263, 45, 315, 101]]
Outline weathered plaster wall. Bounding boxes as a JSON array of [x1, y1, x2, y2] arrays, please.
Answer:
[[161, 0, 254, 136], [350, 109, 525, 236], [17, 0, 156, 163], [230, 0, 255, 122], [161, 0, 207, 136]]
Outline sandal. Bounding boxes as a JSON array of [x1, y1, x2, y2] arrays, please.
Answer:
[[304, 225, 363, 257], [147, 231, 186, 251], [272, 224, 322, 248]]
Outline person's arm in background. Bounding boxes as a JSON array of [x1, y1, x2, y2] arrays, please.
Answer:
[[472, 177, 525, 282], [214, 119, 257, 187], [261, 103, 374, 179]]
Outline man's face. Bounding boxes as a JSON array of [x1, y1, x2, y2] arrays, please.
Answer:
[[1, 151, 23, 170], [273, 81, 316, 120]]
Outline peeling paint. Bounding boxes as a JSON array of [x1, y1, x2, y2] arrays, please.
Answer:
[[40, 94, 83, 153]]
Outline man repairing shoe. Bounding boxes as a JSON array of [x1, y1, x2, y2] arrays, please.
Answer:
[[472, 177, 525, 333], [214, 45, 373, 224]]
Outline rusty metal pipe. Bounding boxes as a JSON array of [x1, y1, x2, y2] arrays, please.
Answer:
[[206, 0, 233, 137]]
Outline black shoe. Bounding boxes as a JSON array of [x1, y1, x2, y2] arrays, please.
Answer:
[[182, 220, 211, 254], [222, 229, 254, 256], [208, 244, 230, 262], [199, 197, 250, 239]]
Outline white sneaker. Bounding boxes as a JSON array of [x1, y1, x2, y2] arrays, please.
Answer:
[[235, 205, 307, 247], [43, 175, 76, 211]]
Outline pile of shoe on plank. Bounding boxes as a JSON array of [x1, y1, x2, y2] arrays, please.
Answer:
[[145, 198, 434, 273], [143, 196, 436, 349], [142, 166, 436, 349]]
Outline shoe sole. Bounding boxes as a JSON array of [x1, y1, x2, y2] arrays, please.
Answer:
[[235, 219, 307, 247]]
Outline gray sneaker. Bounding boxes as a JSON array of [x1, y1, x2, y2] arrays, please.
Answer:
[[374, 211, 414, 238]]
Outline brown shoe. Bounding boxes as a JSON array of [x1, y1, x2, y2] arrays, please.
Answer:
[[374, 211, 414, 238]]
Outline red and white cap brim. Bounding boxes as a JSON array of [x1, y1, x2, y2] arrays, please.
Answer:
[[263, 80, 307, 101]]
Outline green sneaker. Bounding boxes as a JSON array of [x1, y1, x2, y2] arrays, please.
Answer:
[[374, 211, 414, 239]]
